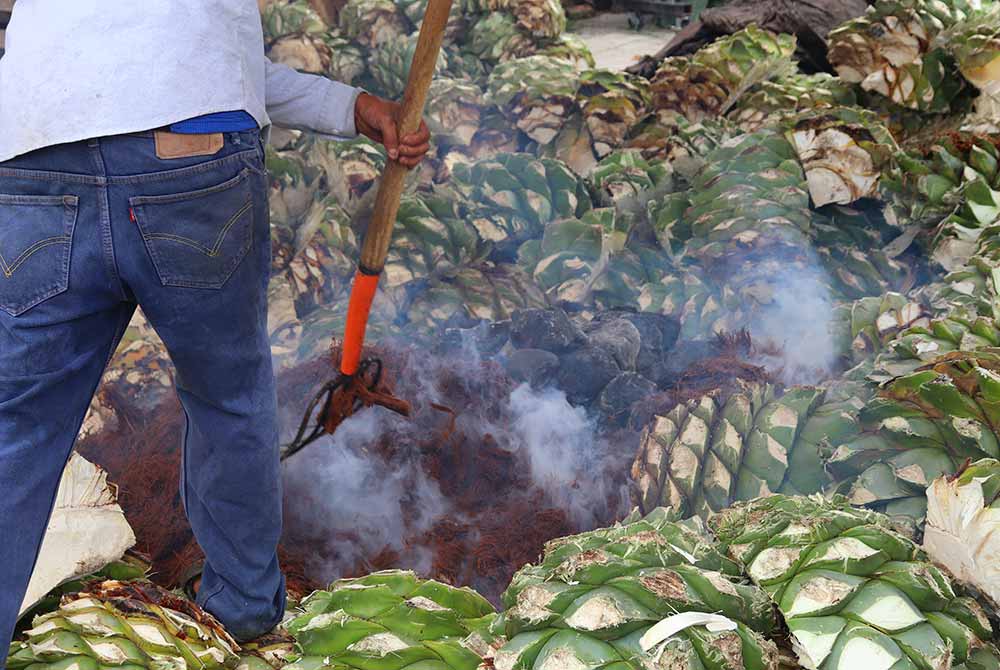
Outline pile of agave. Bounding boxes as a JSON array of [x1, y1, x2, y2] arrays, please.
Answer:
[[258, 0, 1000, 541], [10, 499, 1000, 670], [256, 0, 1000, 367], [36, 0, 1000, 668]]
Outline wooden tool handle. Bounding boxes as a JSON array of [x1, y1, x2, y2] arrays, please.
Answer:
[[359, 0, 453, 273]]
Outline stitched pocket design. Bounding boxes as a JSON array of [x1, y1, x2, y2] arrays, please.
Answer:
[[130, 169, 255, 289], [0, 194, 78, 317]]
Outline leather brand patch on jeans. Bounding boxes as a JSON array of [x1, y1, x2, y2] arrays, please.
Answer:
[[154, 131, 225, 159]]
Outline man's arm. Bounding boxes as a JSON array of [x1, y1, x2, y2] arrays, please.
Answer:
[[264, 57, 362, 140], [264, 57, 431, 167]]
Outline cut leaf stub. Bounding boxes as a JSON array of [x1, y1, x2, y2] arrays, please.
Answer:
[[924, 458, 1000, 614], [19, 453, 136, 618], [9, 581, 240, 670]]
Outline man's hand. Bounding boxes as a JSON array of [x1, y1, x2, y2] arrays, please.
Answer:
[[354, 92, 432, 169]]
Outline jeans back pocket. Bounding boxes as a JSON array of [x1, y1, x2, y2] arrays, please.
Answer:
[[0, 194, 78, 317], [130, 168, 255, 289]]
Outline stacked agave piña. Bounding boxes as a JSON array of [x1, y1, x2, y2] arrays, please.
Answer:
[[625, 111, 741, 165], [397, 0, 467, 42], [883, 133, 1000, 269], [862, 228, 1000, 380], [636, 106, 914, 341], [727, 74, 857, 132], [370, 33, 452, 100], [337, 0, 409, 49], [261, 0, 604, 347], [515, 151, 673, 310], [828, 0, 979, 112], [462, 0, 591, 69], [808, 204, 916, 306], [18, 554, 151, 631], [637, 264, 732, 341], [710, 495, 1000, 670], [450, 152, 593, 253], [884, 134, 1000, 229], [576, 71, 651, 163], [383, 192, 488, 288], [649, 25, 797, 123], [259, 0, 592, 186], [425, 78, 487, 149], [266, 137, 378, 317], [530, 69, 653, 176], [641, 128, 824, 338], [261, 0, 326, 40], [401, 261, 548, 332], [7, 581, 241, 670], [942, 5, 1000, 101], [588, 151, 670, 208], [785, 108, 898, 207], [304, 137, 386, 216], [866, 301, 1000, 380], [888, 304, 1000, 364], [828, 350, 1000, 525], [463, 12, 539, 64], [263, 1, 367, 85], [487, 56, 581, 146], [518, 207, 670, 310], [921, 228, 1000, 316], [495, 508, 781, 670], [924, 459, 1000, 614], [630, 382, 860, 520], [382, 182, 551, 331], [283, 570, 498, 670], [831, 292, 931, 368]]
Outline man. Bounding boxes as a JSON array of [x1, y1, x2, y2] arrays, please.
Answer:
[[0, 0, 431, 657]]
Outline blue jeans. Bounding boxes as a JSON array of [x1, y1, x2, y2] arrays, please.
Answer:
[[0, 129, 286, 657]]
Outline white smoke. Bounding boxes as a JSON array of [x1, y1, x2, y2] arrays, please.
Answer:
[[505, 383, 628, 527], [747, 255, 838, 386], [281, 409, 448, 582]]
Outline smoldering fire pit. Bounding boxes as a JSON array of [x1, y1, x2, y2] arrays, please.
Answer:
[[74, 310, 787, 603]]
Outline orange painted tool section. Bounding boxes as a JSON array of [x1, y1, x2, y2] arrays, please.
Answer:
[[339, 270, 381, 376]]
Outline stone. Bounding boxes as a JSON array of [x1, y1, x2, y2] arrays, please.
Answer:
[[598, 372, 659, 426], [438, 320, 511, 356], [504, 348, 561, 388], [511, 308, 587, 354], [477, 320, 512, 356], [587, 317, 642, 372], [593, 311, 680, 375], [556, 346, 621, 404], [646, 338, 716, 388]]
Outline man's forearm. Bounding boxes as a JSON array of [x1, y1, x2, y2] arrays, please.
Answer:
[[263, 57, 362, 139]]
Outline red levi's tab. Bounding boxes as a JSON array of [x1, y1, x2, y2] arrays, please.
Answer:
[[129, 207, 137, 223]]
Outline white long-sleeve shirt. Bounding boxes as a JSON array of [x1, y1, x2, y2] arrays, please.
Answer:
[[0, 0, 362, 162]]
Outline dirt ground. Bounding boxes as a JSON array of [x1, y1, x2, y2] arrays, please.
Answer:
[[569, 12, 676, 71]]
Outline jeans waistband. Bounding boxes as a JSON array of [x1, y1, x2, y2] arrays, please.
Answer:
[[0, 128, 265, 185], [120, 127, 261, 141]]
